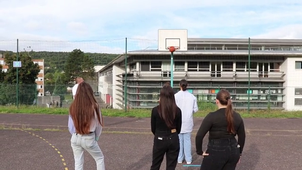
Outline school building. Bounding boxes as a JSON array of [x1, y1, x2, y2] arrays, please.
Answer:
[[98, 29, 302, 111]]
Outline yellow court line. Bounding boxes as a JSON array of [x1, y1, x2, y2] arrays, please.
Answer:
[[22, 130, 69, 170]]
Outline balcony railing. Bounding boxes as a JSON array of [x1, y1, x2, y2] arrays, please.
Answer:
[[128, 70, 285, 80]]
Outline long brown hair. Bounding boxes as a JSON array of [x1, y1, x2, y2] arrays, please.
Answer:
[[69, 82, 103, 134], [216, 89, 235, 134], [158, 85, 178, 129]]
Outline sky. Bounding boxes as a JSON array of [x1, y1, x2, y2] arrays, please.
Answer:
[[1, 0, 302, 53]]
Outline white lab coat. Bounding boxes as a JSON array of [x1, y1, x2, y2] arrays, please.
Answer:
[[175, 90, 198, 133]]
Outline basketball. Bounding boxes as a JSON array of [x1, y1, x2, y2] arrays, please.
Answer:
[[169, 46, 176, 52]]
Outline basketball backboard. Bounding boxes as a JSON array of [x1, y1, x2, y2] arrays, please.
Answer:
[[158, 29, 188, 51]]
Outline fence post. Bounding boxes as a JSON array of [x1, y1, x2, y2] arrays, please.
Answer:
[[16, 39, 19, 108], [268, 85, 271, 112], [247, 37, 251, 113], [124, 37, 128, 112]]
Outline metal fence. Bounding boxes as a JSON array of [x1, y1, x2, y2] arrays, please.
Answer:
[[0, 38, 157, 107]]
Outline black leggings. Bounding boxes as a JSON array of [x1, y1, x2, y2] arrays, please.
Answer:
[[201, 138, 240, 170]]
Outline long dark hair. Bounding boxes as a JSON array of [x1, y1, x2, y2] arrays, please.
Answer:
[[158, 85, 178, 129], [69, 82, 103, 134], [179, 79, 188, 91], [216, 89, 235, 134]]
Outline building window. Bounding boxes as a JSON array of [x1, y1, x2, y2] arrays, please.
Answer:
[[222, 62, 233, 72], [250, 62, 257, 71], [175, 62, 184, 71], [141, 62, 149, 71], [295, 61, 302, 69], [295, 88, 302, 95], [150, 61, 161, 71], [294, 98, 302, 105], [130, 63, 136, 71], [188, 62, 198, 71], [269, 63, 276, 72], [199, 62, 210, 71], [236, 62, 245, 72]]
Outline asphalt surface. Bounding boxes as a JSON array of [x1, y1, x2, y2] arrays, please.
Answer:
[[1, 114, 302, 170]]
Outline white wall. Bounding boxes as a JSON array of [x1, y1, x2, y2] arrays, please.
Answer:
[[98, 69, 112, 103], [112, 65, 124, 109], [98, 75, 106, 102], [282, 57, 302, 110]]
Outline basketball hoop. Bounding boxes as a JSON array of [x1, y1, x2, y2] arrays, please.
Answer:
[[167, 46, 179, 53]]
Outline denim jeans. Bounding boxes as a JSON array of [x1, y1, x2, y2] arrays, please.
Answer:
[[178, 132, 192, 163], [151, 133, 179, 170], [200, 138, 240, 170], [71, 133, 105, 170]]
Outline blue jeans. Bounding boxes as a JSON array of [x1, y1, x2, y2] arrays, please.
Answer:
[[71, 133, 105, 170], [178, 133, 192, 163], [201, 138, 240, 170]]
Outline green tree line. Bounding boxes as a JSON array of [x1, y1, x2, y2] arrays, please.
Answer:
[[28, 51, 118, 74], [0, 49, 119, 106]]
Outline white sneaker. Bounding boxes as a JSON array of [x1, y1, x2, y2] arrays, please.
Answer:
[[178, 161, 182, 164], [187, 162, 191, 164]]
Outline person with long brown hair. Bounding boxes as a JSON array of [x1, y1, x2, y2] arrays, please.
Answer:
[[195, 89, 245, 170], [68, 82, 105, 170], [150, 84, 182, 170]]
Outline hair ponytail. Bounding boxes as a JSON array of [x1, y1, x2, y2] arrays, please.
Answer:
[[225, 98, 235, 134], [179, 79, 188, 91]]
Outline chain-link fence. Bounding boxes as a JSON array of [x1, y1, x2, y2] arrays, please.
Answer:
[[0, 38, 157, 107]]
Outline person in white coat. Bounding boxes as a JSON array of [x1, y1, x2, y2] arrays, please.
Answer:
[[72, 76, 84, 99], [175, 79, 198, 164]]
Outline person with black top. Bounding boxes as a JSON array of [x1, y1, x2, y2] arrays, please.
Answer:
[[150, 84, 182, 170], [195, 89, 246, 170]]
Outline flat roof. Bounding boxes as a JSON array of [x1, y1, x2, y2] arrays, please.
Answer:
[[99, 37, 302, 73], [127, 50, 302, 56], [188, 38, 302, 45]]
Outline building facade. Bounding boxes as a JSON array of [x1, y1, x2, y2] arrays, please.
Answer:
[[98, 30, 302, 111]]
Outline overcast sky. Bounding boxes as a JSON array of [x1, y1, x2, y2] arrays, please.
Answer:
[[1, 0, 302, 52]]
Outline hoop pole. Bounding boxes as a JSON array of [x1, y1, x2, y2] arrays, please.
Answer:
[[170, 51, 174, 87], [248, 37, 251, 114]]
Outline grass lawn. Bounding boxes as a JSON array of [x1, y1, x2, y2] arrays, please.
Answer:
[[0, 105, 302, 118]]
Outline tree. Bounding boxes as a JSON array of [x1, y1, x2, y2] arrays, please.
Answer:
[[53, 74, 67, 107], [4, 52, 40, 84], [44, 72, 55, 95], [44, 71, 64, 95], [0, 83, 15, 105], [0, 52, 40, 105], [0, 65, 5, 82], [64, 49, 95, 83]]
